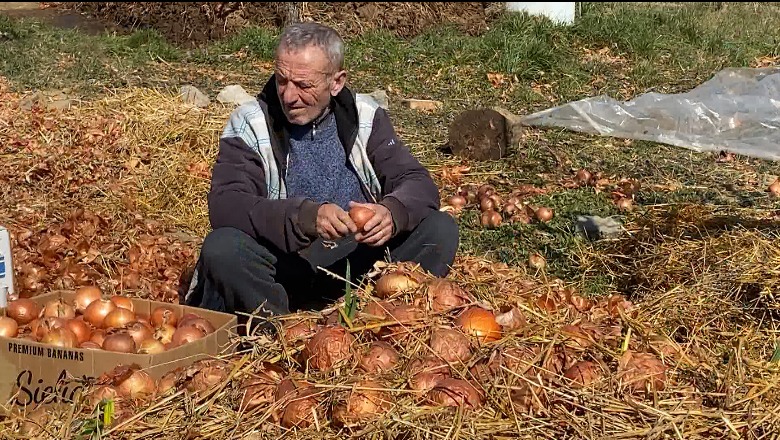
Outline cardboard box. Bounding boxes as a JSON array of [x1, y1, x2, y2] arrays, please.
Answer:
[[0, 290, 237, 409]]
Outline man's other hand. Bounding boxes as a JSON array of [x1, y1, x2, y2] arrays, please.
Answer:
[[316, 203, 357, 240], [349, 201, 393, 247]]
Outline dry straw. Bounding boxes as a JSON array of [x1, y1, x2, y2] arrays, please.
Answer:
[[3, 85, 780, 439]]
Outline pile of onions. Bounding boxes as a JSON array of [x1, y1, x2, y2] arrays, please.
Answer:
[[1, 285, 217, 354]]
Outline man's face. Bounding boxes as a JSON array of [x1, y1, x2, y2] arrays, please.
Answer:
[[275, 45, 346, 125]]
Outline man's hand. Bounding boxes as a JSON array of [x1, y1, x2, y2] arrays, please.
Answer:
[[350, 201, 393, 247], [316, 203, 357, 240]]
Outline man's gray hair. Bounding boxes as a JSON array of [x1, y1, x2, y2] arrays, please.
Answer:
[[276, 22, 345, 73]]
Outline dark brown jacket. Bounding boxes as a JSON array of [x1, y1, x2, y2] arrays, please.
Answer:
[[207, 76, 441, 254]]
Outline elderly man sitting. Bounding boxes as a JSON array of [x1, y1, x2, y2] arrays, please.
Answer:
[[184, 21, 459, 319]]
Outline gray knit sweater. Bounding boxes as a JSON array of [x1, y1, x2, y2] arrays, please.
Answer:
[[285, 112, 367, 210]]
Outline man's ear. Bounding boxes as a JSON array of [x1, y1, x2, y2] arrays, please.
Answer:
[[330, 70, 347, 96]]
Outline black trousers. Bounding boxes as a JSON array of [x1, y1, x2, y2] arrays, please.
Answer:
[[184, 211, 459, 317]]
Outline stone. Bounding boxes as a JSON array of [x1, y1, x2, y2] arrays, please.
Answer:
[[576, 215, 624, 240], [367, 89, 389, 110], [216, 84, 256, 106], [180, 85, 210, 108]]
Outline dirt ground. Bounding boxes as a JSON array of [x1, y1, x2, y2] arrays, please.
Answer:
[[44, 2, 505, 46]]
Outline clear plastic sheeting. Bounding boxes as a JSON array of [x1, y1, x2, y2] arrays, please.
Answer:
[[519, 67, 780, 161]]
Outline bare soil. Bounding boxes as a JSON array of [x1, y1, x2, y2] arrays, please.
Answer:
[[44, 2, 505, 46]]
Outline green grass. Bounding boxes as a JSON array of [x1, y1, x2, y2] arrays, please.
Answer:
[[4, 2, 780, 298]]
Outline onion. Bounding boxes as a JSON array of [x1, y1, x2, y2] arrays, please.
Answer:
[[102, 332, 137, 353], [150, 305, 178, 327], [153, 324, 176, 345], [535, 207, 554, 222], [125, 321, 153, 346], [32, 317, 67, 341], [426, 278, 469, 313], [137, 338, 166, 354], [74, 285, 103, 313], [303, 326, 354, 371], [41, 327, 79, 348], [110, 295, 135, 312], [361, 300, 393, 321], [103, 307, 136, 330], [282, 319, 319, 345], [535, 294, 559, 313], [349, 206, 376, 231], [80, 341, 102, 350], [170, 326, 206, 348], [480, 210, 502, 228], [84, 299, 117, 328], [135, 313, 151, 327], [117, 370, 156, 399], [0, 316, 19, 338], [769, 178, 780, 196], [358, 341, 400, 373], [89, 329, 106, 346], [407, 357, 450, 391], [427, 378, 484, 408], [618, 350, 667, 393], [459, 185, 478, 204], [510, 381, 548, 413], [179, 317, 215, 335], [575, 168, 592, 186], [157, 369, 183, 396], [7, 298, 41, 326], [528, 253, 546, 270], [606, 294, 635, 318], [375, 272, 420, 298], [561, 324, 594, 350], [281, 387, 319, 429], [564, 361, 604, 389], [178, 313, 201, 328], [88, 385, 118, 407], [477, 184, 495, 199], [41, 299, 76, 320], [333, 380, 392, 427], [494, 307, 527, 331], [430, 328, 472, 363], [615, 197, 633, 211], [479, 197, 495, 212], [66, 318, 92, 344], [187, 364, 229, 394], [381, 304, 424, 344], [446, 195, 467, 209], [455, 307, 502, 343]]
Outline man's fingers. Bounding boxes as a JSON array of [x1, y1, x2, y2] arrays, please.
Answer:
[[338, 210, 358, 234], [322, 222, 339, 240]]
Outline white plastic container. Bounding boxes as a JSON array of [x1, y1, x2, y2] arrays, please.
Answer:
[[0, 226, 14, 307], [505, 2, 577, 25]]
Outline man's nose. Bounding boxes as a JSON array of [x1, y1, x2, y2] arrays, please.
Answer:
[[282, 85, 298, 105]]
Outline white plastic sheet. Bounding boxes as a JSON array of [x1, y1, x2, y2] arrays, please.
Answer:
[[519, 67, 780, 161]]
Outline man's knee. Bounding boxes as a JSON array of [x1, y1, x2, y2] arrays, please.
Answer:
[[419, 210, 460, 244], [201, 227, 275, 271]]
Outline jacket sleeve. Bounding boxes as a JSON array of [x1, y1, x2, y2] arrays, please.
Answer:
[[366, 108, 441, 234], [207, 107, 322, 254]]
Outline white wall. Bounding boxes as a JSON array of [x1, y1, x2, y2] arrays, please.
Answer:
[[505, 2, 577, 25]]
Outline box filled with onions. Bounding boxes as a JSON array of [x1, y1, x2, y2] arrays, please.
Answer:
[[0, 286, 237, 409]]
